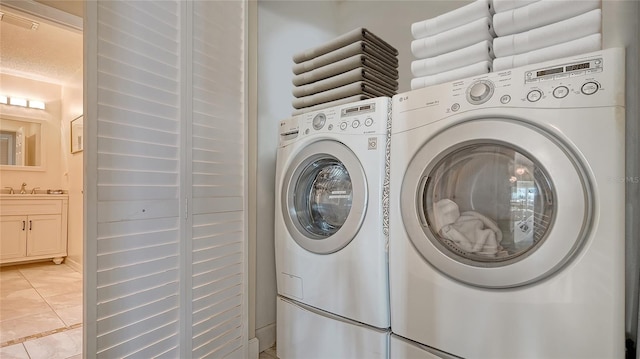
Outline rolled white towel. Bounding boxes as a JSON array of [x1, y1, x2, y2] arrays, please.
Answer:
[[493, 33, 601, 71], [411, 0, 493, 39], [412, 40, 494, 77], [493, 9, 601, 57], [493, 0, 601, 36], [493, 0, 540, 13], [411, 61, 492, 90], [411, 17, 495, 59], [440, 210, 504, 256]]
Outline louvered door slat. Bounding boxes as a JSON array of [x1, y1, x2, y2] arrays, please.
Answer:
[[100, 121, 178, 145], [98, 153, 178, 172], [97, 105, 178, 132], [193, 325, 243, 358], [97, 312, 179, 358], [97, 170, 177, 187], [97, 293, 178, 333], [97, 138, 178, 159], [123, 332, 178, 359], [97, 186, 178, 201]]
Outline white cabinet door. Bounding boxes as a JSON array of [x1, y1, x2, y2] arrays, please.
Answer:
[[0, 215, 27, 260], [26, 214, 64, 257]]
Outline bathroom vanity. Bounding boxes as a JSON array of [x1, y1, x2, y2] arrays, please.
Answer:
[[0, 194, 68, 265]]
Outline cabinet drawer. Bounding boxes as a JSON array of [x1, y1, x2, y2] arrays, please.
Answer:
[[0, 200, 62, 215]]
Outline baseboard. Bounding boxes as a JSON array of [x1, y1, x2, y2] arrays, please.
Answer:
[[256, 322, 276, 352], [249, 337, 259, 359], [64, 257, 82, 273]]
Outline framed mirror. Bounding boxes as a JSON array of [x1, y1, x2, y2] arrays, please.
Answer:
[[70, 115, 83, 153], [0, 117, 42, 167]]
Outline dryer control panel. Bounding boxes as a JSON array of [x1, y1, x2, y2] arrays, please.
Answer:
[[278, 97, 390, 146], [392, 48, 625, 132]]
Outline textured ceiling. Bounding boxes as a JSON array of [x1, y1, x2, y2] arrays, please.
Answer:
[[0, 7, 82, 85]]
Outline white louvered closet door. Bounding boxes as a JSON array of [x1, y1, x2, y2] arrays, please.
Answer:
[[189, 1, 247, 358], [85, 0, 247, 357]]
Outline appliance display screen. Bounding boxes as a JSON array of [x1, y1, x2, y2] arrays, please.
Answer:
[[566, 62, 590, 72], [536, 67, 563, 77]]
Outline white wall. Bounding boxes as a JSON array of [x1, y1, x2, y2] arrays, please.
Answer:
[[61, 68, 83, 270], [602, 0, 640, 351], [0, 74, 64, 192]]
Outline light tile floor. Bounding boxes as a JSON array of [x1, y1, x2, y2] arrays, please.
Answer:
[[260, 344, 278, 359], [0, 262, 82, 359]]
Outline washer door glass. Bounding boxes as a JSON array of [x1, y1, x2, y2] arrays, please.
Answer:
[[294, 158, 352, 237], [422, 144, 554, 266], [401, 119, 592, 288], [283, 140, 367, 254]]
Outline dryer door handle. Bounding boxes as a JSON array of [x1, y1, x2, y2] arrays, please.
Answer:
[[418, 176, 431, 228]]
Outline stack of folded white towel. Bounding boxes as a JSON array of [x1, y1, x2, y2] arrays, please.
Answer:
[[290, 28, 398, 116], [492, 0, 602, 71], [410, 0, 495, 90]]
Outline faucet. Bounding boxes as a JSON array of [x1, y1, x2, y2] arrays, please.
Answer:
[[4, 187, 14, 194], [20, 183, 27, 194], [31, 187, 40, 194]]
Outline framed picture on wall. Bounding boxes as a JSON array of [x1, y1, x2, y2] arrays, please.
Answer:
[[71, 115, 84, 153]]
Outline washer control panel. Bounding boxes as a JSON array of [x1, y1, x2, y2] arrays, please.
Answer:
[[279, 97, 390, 145]]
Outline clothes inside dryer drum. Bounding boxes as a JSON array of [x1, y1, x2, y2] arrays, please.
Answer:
[[294, 159, 353, 238], [422, 143, 555, 266]]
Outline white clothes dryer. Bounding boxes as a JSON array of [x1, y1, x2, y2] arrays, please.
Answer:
[[275, 97, 391, 329], [389, 48, 625, 358]]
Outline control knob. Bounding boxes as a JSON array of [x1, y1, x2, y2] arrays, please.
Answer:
[[312, 113, 326, 130], [466, 80, 494, 105]]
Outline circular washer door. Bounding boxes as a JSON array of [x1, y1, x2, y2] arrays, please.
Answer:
[[282, 140, 367, 254], [401, 119, 593, 288]]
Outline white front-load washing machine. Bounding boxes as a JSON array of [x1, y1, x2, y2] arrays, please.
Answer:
[[389, 48, 625, 358], [275, 97, 391, 358]]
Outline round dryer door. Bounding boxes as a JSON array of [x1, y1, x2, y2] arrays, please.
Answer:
[[282, 140, 367, 254], [401, 119, 593, 288]]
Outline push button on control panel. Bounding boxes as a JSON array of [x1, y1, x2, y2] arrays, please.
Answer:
[[352, 120, 361, 128], [581, 81, 599, 95], [365, 117, 374, 127], [552, 86, 569, 99], [526, 89, 543, 102], [339, 122, 348, 131]]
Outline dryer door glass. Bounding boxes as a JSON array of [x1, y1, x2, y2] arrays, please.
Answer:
[[294, 158, 352, 237], [421, 144, 555, 266], [400, 119, 592, 288]]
